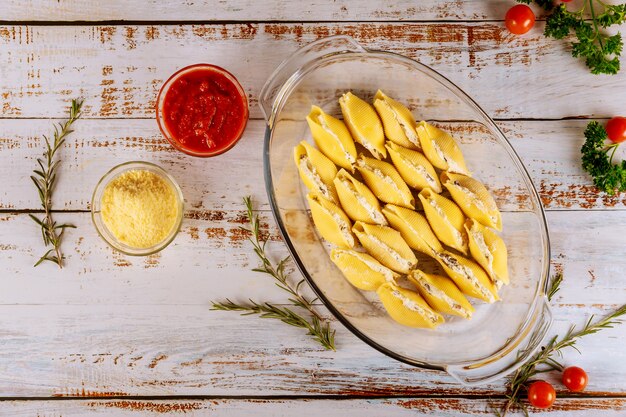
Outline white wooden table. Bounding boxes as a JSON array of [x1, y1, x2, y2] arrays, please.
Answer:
[[0, 1, 625, 415]]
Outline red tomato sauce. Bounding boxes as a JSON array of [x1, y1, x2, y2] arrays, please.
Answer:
[[160, 65, 248, 156]]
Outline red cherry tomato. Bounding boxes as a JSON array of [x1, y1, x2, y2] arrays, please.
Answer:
[[505, 5, 536, 35], [561, 0, 573, 2], [606, 117, 626, 143], [527, 381, 556, 408], [562, 366, 588, 392]]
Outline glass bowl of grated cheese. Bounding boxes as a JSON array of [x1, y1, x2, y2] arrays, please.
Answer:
[[91, 161, 184, 256]]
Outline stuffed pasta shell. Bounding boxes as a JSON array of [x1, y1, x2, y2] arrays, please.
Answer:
[[436, 250, 499, 303], [352, 221, 417, 274], [294, 141, 338, 204], [416, 121, 469, 176], [330, 248, 399, 291], [307, 192, 355, 248], [306, 105, 357, 171], [441, 172, 502, 231], [385, 141, 442, 193], [418, 188, 468, 255], [339, 92, 386, 159], [465, 219, 509, 286], [373, 90, 420, 150], [355, 154, 415, 209], [382, 204, 443, 256], [409, 270, 475, 319], [377, 282, 444, 329], [334, 169, 387, 225]]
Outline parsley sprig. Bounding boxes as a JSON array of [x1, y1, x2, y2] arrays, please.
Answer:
[[211, 196, 336, 351], [581, 121, 626, 194], [518, 1, 626, 74]]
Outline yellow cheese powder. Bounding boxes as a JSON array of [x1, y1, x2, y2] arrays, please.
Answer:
[[101, 169, 179, 249]]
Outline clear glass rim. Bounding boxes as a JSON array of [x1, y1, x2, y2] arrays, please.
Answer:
[[156, 63, 249, 158], [91, 161, 185, 256], [262, 47, 552, 372]]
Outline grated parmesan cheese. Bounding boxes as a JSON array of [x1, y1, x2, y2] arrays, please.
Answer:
[[101, 169, 179, 249]]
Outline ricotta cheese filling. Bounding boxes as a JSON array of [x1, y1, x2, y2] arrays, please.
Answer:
[[391, 290, 440, 324], [299, 156, 333, 201], [335, 249, 396, 283], [470, 228, 494, 275], [401, 155, 438, 190], [438, 253, 495, 303], [429, 199, 465, 247], [453, 181, 499, 225], [432, 140, 465, 174], [357, 160, 412, 207], [317, 114, 356, 165], [368, 235, 413, 272], [338, 176, 387, 225], [418, 278, 471, 318], [381, 100, 420, 148]]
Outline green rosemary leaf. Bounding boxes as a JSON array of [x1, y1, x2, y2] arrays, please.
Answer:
[[30, 98, 83, 268]]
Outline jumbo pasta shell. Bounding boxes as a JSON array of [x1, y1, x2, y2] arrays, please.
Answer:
[[334, 169, 387, 225], [330, 248, 399, 291], [352, 221, 417, 274], [409, 269, 475, 319], [373, 90, 420, 150], [377, 282, 444, 329], [436, 250, 499, 303], [382, 204, 443, 256], [416, 121, 469, 175], [418, 188, 468, 255], [339, 92, 386, 159], [385, 141, 442, 193], [306, 105, 357, 171], [355, 154, 415, 209], [307, 192, 355, 248], [294, 141, 338, 203], [442, 172, 502, 231], [465, 219, 509, 286]]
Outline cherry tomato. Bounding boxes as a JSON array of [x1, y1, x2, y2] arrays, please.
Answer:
[[527, 381, 556, 408], [562, 366, 588, 392], [606, 117, 626, 143], [561, 0, 573, 2], [505, 5, 536, 35]]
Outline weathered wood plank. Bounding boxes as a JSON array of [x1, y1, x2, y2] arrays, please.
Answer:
[[0, 304, 622, 397], [1, 210, 625, 307], [1, 398, 625, 416], [0, 119, 622, 211], [0, 23, 624, 120], [0, 209, 624, 396], [0, 1, 512, 22]]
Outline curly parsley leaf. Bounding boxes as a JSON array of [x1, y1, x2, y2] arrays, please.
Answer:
[[517, 0, 554, 12], [581, 121, 626, 195], [520, 1, 626, 74]]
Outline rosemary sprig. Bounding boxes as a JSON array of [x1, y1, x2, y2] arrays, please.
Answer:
[[496, 273, 626, 416], [29, 99, 83, 268], [211, 196, 336, 351]]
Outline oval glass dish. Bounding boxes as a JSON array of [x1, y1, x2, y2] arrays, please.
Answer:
[[260, 36, 552, 385], [91, 161, 184, 256]]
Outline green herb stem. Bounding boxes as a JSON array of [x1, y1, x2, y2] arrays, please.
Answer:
[[30, 99, 83, 268]]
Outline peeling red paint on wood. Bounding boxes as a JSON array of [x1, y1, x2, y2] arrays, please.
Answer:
[[89, 400, 203, 412]]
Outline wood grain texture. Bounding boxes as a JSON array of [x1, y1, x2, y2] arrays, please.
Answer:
[[1, 119, 624, 212], [0, 209, 624, 396], [0, 1, 512, 22], [1, 398, 625, 416], [0, 23, 625, 120], [0, 304, 623, 397]]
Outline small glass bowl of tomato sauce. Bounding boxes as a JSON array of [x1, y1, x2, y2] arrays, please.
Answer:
[[156, 64, 249, 157]]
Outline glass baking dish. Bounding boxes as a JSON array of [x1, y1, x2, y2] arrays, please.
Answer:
[[260, 35, 552, 385]]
